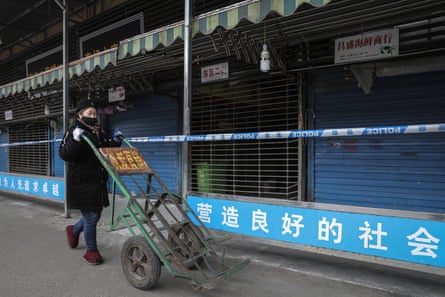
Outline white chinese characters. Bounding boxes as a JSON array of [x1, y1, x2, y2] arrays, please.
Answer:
[[0, 175, 61, 198], [282, 213, 304, 238], [222, 206, 240, 228], [252, 209, 269, 233], [190, 198, 443, 268], [196, 202, 212, 223], [319, 217, 342, 244], [359, 221, 388, 251], [407, 227, 440, 258]]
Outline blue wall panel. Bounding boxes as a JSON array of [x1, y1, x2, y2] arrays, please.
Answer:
[[108, 95, 180, 194], [0, 131, 8, 172], [53, 124, 65, 177], [310, 68, 445, 213]]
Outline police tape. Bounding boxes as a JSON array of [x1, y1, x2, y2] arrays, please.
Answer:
[[0, 139, 56, 147], [127, 123, 445, 143], [0, 123, 444, 147]]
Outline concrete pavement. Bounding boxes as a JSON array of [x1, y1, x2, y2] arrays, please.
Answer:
[[0, 193, 444, 297]]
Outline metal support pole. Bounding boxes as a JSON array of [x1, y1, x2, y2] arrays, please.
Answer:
[[182, 0, 192, 199], [297, 73, 305, 201], [56, 0, 71, 218]]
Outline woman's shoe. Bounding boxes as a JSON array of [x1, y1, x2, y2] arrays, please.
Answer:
[[82, 250, 104, 265], [65, 225, 79, 249], [94, 250, 104, 264]]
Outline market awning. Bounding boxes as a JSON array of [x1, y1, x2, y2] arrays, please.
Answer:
[[118, 0, 332, 59], [0, 0, 332, 98], [0, 47, 117, 98], [69, 47, 117, 77]]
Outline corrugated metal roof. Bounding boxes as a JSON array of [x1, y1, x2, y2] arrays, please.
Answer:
[[0, 0, 444, 124], [0, 0, 92, 53]]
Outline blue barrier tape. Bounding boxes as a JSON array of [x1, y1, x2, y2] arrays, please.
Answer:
[[128, 123, 445, 143], [0, 139, 61, 148], [0, 123, 444, 147]]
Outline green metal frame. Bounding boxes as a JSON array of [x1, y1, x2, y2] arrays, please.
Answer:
[[82, 135, 249, 290]]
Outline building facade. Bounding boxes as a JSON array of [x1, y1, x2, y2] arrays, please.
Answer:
[[0, 0, 444, 274]]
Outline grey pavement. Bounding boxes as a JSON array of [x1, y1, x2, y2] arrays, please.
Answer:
[[0, 193, 444, 297]]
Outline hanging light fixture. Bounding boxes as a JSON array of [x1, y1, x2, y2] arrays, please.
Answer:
[[44, 103, 50, 115], [260, 22, 270, 73], [260, 44, 270, 72]]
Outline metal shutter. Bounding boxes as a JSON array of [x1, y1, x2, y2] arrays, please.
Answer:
[[310, 68, 445, 213], [108, 95, 180, 194], [0, 131, 7, 172], [8, 121, 49, 175], [190, 76, 300, 200], [53, 136, 65, 178]]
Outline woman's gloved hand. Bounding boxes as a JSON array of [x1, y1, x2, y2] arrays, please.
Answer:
[[113, 128, 124, 142], [73, 127, 85, 142]]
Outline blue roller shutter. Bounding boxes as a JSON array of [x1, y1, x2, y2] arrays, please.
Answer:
[[53, 123, 65, 177], [310, 68, 445, 213], [108, 94, 180, 195], [0, 132, 8, 172]]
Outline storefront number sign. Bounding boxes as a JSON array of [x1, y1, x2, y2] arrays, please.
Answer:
[[201, 62, 229, 83], [187, 196, 444, 268]]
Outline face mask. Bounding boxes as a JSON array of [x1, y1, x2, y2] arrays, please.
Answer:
[[81, 117, 98, 126]]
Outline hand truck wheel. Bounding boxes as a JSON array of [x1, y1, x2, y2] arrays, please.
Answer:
[[121, 235, 161, 290], [168, 222, 205, 269]]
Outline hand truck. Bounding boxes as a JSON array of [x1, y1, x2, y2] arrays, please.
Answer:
[[82, 135, 250, 290]]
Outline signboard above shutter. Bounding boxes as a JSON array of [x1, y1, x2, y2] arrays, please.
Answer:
[[335, 28, 399, 64]]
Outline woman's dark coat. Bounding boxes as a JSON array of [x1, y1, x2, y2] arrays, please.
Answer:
[[59, 120, 119, 210]]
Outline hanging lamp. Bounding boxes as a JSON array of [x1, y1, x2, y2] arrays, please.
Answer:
[[260, 22, 270, 72]]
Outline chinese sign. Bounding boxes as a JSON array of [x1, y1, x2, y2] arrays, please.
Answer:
[[201, 62, 229, 83], [335, 28, 399, 64], [187, 196, 445, 268], [0, 173, 64, 200], [100, 147, 152, 174], [108, 86, 126, 102], [4, 110, 13, 121]]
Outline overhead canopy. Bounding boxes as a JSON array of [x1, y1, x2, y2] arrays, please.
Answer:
[[118, 0, 332, 59], [0, 0, 332, 98], [0, 48, 117, 98]]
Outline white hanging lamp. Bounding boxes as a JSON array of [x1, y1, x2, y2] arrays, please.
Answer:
[[260, 23, 270, 73]]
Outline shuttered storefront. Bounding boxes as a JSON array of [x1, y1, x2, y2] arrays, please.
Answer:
[[52, 120, 65, 178], [0, 131, 8, 172], [310, 68, 445, 213], [108, 95, 180, 194], [190, 75, 301, 200], [9, 122, 49, 175]]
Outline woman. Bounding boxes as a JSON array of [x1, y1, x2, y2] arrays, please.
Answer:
[[59, 99, 121, 265]]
